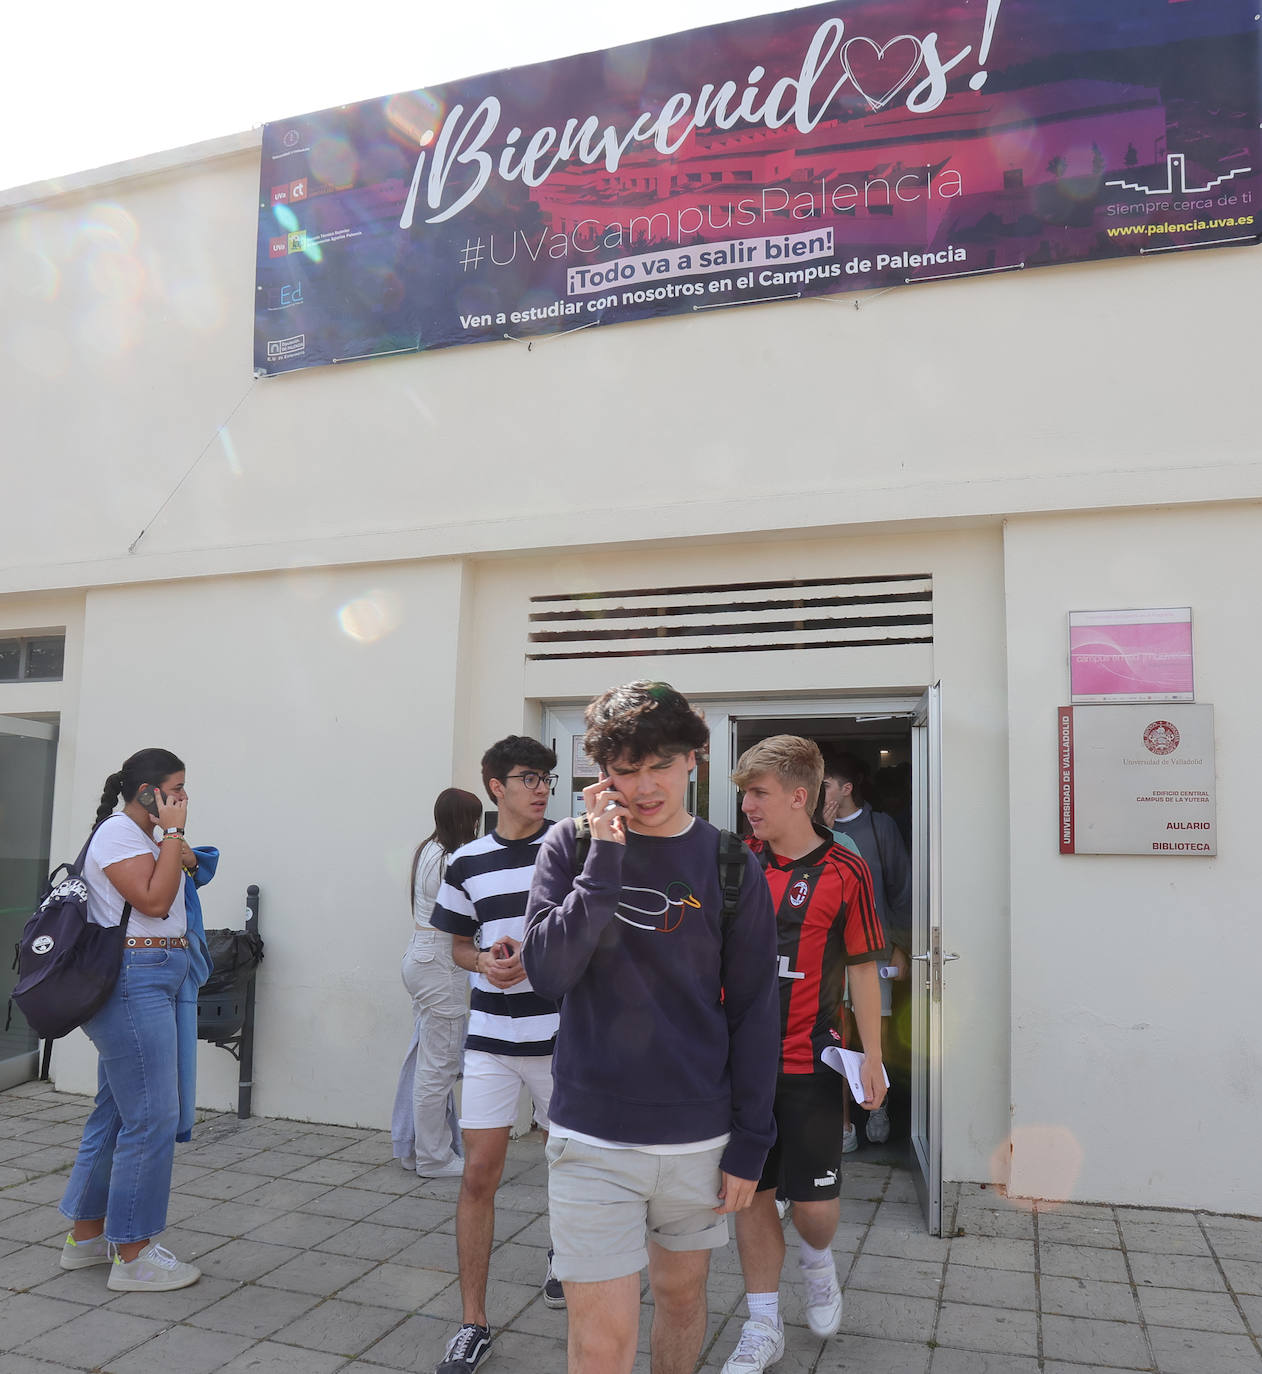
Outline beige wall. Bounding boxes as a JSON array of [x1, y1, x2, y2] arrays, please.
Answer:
[[1004, 505, 1262, 1213], [3, 147, 1261, 597]]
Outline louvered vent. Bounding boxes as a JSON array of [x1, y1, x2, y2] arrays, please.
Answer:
[[527, 575, 932, 661]]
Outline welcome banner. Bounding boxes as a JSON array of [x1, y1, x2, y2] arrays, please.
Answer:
[[254, 0, 1261, 374]]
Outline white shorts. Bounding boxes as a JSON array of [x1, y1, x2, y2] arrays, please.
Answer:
[[459, 1048, 554, 1131]]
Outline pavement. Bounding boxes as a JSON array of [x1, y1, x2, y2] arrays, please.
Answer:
[[0, 1081, 1260, 1373]]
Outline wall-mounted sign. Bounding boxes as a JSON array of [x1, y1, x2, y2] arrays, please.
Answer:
[[1069, 608, 1194, 704], [254, 0, 1261, 375], [572, 736, 599, 778], [1058, 704, 1215, 856]]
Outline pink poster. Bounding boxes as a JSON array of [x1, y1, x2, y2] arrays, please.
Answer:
[[1068, 608, 1193, 703]]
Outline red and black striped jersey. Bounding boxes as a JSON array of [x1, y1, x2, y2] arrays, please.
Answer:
[[747, 826, 886, 1075]]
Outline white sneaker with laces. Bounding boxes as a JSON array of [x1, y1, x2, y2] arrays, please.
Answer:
[[841, 1122, 858, 1154], [60, 1232, 110, 1270], [720, 1316, 784, 1373], [107, 1242, 201, 1292], [799, 1253, 843, 1337]]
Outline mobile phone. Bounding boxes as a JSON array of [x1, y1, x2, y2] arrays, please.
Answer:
[[136, 784, 162, 819]]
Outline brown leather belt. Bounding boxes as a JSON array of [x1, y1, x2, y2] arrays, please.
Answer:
[[125, 936, 189, 949]]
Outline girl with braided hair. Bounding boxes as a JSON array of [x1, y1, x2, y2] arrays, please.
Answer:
[[57, 748, 205, 1292]]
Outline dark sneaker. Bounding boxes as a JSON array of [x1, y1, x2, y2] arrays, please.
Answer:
[[435, 1322, 493, 1374], [543, 1248, 565, 1308]]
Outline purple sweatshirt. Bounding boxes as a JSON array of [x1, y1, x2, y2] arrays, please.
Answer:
[[522, 816, 779, 1182]]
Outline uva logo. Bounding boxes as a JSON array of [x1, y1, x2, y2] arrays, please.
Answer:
[[1143, 721, 1180, 756], [32, 936, 55, 956], [788, 879, 811, 908]]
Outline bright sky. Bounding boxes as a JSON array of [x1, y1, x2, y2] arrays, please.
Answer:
[[2, 0, 803, 193]]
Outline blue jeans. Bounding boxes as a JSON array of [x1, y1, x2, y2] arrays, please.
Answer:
[[59, 946, 188, 1244]]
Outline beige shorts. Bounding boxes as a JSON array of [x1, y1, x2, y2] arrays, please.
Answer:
[[545, 1134, 729, 1283]]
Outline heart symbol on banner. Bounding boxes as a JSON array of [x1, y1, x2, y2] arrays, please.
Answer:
[[841, 35, 925, 111]]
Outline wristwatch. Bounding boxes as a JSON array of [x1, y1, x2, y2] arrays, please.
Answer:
[[163, 826, 185, 838]]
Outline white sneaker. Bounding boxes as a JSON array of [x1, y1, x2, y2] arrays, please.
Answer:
[[799, 1254, 843, 1337], [721, 1317, 784, 1373], [417, 1156, 465, 1179], [841, 1122, 858, 1154], [60, 1232, 110, 1270], [107, 1242, 201, 1292], [865, 1105, 890, 1144]]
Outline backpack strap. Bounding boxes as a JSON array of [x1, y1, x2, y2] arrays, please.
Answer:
[[573, 815, 592, 871], [716, 829, 746, 931]]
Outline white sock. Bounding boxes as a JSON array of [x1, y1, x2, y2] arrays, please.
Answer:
[[799, 1239, 833, 1271], [746, 1292, 780, 1326]]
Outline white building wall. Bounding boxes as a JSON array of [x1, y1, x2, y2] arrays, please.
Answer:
[[1004, 505, 1262, 1214]]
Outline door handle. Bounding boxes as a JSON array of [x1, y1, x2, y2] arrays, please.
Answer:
[[910, 953, 930, 961], [911, 952, 960, 961]]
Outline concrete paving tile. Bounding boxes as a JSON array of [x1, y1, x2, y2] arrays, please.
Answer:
[[298, 1184, 391, 1221], [0, 1202, 71, 1244], [933, 1301, 1038, 1356], [1129, 1250, 1228, 1292], [837, 1288, 937, 1342], [231, 1177, 333, 1210], [929, 1349, 1040, 1374], [282, 1129, 365, 1155], [391, 1230, 460, 1273], [178, 1199, 285, 1238], [837, 1198, 879, 1224], [1208, 1227, 1262, 1263], [1202, 1214, 1262, 1234], [357, 1310, 472, 1372], [1115, 1206, 1200, 1227], [227, 1149, 317, 1178], [476, 1239, 552, 1288], [1040, 1275, 1141, 1323], [486, 1181, 550, 1214], [942, 1262, 1037, 1310], [0, 1355, 85, 1374], [1148, 1326, 1262, 1374], [1037, 1213, 1122, 1249], [174, 1169, 273, 1201], [884, 1175, 921, 1205], [244, 1209, 353, 1249], [501, 1290, 570, 1342], [8, 1145, 79, 1173], [367, 1193, 456, 1232], [1041, 1314, 1152, 1368], [0, 1240, 65, 1291], [954, 1207, 1036, 1240], [862, 1228, 952, 1263], [1039, 1241, 1132, 1283], [16, 1306, 167, 1368], [186, 1281, 321, 1337], [100, 1322, 255, 1374], [1224, 1259, 1262, 1295], [1, 1174, 72, 1205], [502, 1214, 548, 1249], [337, 1261, 458, 1311], [1042, 1365, 1148, 1374], [257, 1248, 377, 1295], [847, 1253, 943, 1300], [1118, 1219, 1211, 1257], [28, 1263, 123, 1306], [1137, 1284, 1248, 1334], [194, 1238, 302, 1282], [289, 1157, 387, 1187], [271, 1295, 406, 1355], [108, 1274, 240, 1320], [167, 1162, 214, 1188], [948, 1236, 1036, 1272], [215, 1338, 348, 1373], [0, 1291, 92, 1344], [810, 1331, 930, 1373], [0, 1235, 24, 1258], [314, 1219, 417, 1261], [173, 1144, 264, 1170], [0, 1164, 37, 1186], [14, 1122, 83, 1145], [872, 1202, 926, 1230], [418, 1274, 539, 1326], [1240, 1292, 1262, 1333], [331, 1136, 397, 1165]]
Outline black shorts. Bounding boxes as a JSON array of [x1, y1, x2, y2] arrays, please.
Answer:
[[757, 1073, 847, 1202]]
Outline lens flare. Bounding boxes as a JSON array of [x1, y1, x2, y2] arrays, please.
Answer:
[[272, 204, 299, 232], [219, 427, 242, 476], [385, 91, 445, 146], [999, 1125, 1085, 1203], [337, 591, 401, 643], [310, 136, 357, 191]]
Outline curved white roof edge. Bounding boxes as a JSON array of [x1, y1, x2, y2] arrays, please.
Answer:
[[0, 129, 262, 213]]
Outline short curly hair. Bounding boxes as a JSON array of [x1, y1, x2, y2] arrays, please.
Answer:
[[480, 735, 556, 801], [583, 681, 709, 768]]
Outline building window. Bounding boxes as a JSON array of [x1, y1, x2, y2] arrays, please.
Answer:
[[1003, 168, 1024, 191], [0, 635, 65, 682], [732, 170, 753, 182]]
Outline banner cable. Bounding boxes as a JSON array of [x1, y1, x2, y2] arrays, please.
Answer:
[[502, 321, 598, 350], [127, 376, 259, 555]]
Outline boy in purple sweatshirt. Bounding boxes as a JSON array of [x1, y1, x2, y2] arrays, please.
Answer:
[[523, 681, 779, 1374]]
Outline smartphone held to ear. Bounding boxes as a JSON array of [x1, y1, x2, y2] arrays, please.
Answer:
[[136, 784, 162, 819]]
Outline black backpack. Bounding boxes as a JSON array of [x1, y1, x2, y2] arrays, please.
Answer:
[[572, 817, 747, 930], [8, 822, 131, 1041]]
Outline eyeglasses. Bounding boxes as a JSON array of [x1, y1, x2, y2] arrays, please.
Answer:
[[502, 771, 557, 791]]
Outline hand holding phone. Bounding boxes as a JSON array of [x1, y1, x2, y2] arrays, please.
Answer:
[[582, 776, 628, 845]]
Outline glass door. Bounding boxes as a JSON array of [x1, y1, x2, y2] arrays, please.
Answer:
[[909, 685, 946, 1233], [0, 716, 58, 1090]]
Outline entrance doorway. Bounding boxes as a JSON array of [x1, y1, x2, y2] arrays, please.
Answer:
[[0, 716, 58, 1090], [541, 689, 946, 1232]]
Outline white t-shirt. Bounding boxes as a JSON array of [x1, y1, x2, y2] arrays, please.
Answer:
[[412, 839, 446, 928], [84, 814, 187, 939]]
